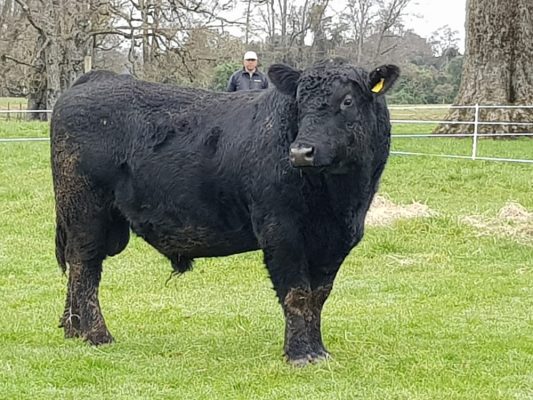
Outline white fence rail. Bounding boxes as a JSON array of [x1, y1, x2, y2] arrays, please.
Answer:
[[1, 105, 532, 164], [389, 104, 533, 164], [0, 109, 53, 113]]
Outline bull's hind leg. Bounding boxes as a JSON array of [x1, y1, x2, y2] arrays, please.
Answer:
[[55, 176, 128, 345], [60, 259, 113, 345]]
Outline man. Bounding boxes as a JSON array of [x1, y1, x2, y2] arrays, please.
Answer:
[[227, 51, 269, 92]]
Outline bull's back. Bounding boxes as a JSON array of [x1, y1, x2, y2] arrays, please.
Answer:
[[51, 70, 258, 157], [52, 71, 196, 142], [52, 72, 201, 182]]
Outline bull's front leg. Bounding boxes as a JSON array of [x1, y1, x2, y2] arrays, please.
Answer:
[[282, 285, 332, 365], [259, 225, 330, 365]]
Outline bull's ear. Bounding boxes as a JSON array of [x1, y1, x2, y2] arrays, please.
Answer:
[[368, 65, 400, 95], [268, 64, 301, 97]]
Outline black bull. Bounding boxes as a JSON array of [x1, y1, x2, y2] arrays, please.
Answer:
[[51, 58, 399, 365]]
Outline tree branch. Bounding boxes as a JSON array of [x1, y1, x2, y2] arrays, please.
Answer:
[[13, 0, 45, 36], [2, 54, 39, 69]]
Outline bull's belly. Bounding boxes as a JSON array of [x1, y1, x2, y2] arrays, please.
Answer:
[[130, 219, 260, 258], [114, 178, 258, 257]]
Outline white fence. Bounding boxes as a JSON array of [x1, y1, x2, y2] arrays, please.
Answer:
[[390, 104, 533, 164], [1, 105, 533, 164]]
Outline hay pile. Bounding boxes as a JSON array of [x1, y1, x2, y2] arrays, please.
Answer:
[[461, 202, 533, 245], [366, 195, 436, 227]]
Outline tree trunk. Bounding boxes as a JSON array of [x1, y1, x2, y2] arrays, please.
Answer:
[[244, 0, 252, 45], [270, 0, 276, 43], [434, 0, 533, 137], [27, 34, 47, 121], [45, 38, 63, 114], [280, 0, 287, 47], [22, 0, 92, 120], [140, 0, 151, 66]]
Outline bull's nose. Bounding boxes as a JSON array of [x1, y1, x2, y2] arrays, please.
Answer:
[[290, 145, 315, 167]]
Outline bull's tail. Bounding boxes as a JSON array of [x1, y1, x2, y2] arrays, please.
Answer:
[[55, 218, 68, 273]]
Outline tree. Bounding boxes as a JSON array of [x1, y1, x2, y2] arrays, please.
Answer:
[[211, 60, 241, 91], [369, 0, 410, 64], [341, 0, 412, 67], [429, 25, 459, 57], [6, 0, 113, 119], [435, 0, 533, 136], [344, 0, 373, 64], [0, 0, 34, 97], [2, 0, 240, 117], [308, 0, 330, 61]]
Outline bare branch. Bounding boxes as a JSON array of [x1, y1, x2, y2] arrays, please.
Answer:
[[13, 0, 45, 35], [2, 53, 38, 69]]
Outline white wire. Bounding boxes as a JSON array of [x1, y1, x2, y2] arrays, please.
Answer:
[[392, 151, 533, 164], [0, 110, 52, 113], [392, 133, 533, 138], [0, 138, 49, 142], [391, 120, 533, 126]]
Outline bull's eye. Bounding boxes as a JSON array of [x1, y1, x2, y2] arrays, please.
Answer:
[[341, 95, 353, 110]]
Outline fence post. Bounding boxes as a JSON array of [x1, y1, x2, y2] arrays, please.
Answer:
[[472, 103, 480, 160], [84, 56, 92, 73]]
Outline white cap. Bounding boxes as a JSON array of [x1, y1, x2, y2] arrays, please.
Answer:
[[243, 51, 258, 60]]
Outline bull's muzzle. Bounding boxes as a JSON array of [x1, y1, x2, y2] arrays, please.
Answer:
[[289, 144, 315, 167]]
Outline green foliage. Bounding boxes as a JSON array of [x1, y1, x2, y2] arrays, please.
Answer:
[[0, 117, 532, 399], [211, 61, 242, 91], [389, 57, 464, 104], [445, 57, 464, 88]]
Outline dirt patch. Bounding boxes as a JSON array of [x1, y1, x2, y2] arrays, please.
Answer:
[[366, 195, 437, 227], [461, 201, 533, 245]]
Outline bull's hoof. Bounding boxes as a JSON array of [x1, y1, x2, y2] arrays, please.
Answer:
[[59, 315, 82, 339], [63, 328, 83, 339], [83, 330, 114, 346], [286, 349, 330, 366]]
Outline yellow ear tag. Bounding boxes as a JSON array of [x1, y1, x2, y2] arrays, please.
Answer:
[[371, 78, 385, 93]]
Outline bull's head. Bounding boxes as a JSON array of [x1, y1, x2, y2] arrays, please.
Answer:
[[268, 59, 399, 173]]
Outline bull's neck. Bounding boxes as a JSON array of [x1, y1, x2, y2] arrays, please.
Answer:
[[265, 90, 299, 142], [303, 166, 373, 207]]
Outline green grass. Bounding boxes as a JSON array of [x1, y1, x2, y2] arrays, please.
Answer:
[[0, 97, 26, 109], [0, 118, 532, 399], [0, 120, 49, 138], [389, 105, 451, 121], [0, 97, 28, 122]]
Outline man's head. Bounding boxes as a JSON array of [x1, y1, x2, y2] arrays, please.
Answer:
[[243, 51, 258, 73]]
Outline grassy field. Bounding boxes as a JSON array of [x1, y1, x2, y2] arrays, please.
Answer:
[[0, 97, 28, 122], [0, 97, 26, 108], [0, 115, 532, 399]]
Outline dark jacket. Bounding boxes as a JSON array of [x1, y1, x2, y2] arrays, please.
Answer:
[[227, 68, 269, 91]]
